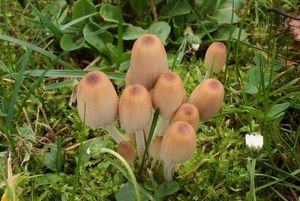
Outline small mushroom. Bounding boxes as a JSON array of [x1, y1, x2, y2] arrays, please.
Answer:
[[204, 42, 227, 79], [188, 79, 224, 121], [160, 121, 196, 180], [129, 34, 168, 90], [149, 136, 162, 169], [172, 103, 199, 130], [117, 141, 137, 167], [119, 84, 152, 158], [77, 71, 127, 143], [152, 72, 185, 135]]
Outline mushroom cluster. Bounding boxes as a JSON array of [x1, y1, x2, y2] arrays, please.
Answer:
[[76, 34, 227, 180]]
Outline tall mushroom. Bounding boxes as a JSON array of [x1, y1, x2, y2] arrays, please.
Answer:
[[188, 79, 224, 121], [152, 71, 185, 135], [160, 121, 197, 180], [77, 71, 127, 143], [119, 84, 152, 158], [172, 103, 199, 130], [128, 34, 168, 90], [204, 42, 227, 79]]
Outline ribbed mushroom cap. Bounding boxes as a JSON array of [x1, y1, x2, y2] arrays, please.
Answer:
[[152, 72, 185, 118], [117, 141, 136, 166], [172, 103, 199, 130], [160, 121, 196, 164], [149, 136, 163, 160], [77, 71, 118, 129], [129, 34, 168, 90], [125, 68, 131, 87], [119, 84, 152, 133], [204, 42, 227, 74], [188, 79, 224, 121]]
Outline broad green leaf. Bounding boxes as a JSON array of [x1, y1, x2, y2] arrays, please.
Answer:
[[195, 21, 218, 39], [148, 21, 171, 42], [34, 173, 64, 186], [210, 8, 240, 24], [221, 0, 245, 10], [243, 82, 258, 95], [129, 0, 148, 15], [195, 0, 218, 16], [267, 103, 290, 120], [100, 4, 123, 23], [17, 124, 35, 142], [83, 22, 114, 52], [116, 183, 148, 201], [44, 144, 63, 171], [160, 1, 190, 18], [106, 43, 130, 65], [60, 34, 85, 51], [154, 180, 180, 198], [122, 25, 147, 40], [212, 25, 247, 41], [72, 0, 96, 26]]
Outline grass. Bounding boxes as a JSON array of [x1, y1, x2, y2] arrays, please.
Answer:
[[0, 0, 300, 200]]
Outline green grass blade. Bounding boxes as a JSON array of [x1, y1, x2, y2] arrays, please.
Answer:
[[60, 13, 98, 31], [30, 4, 63, 39], [0, 34, 75, 69]]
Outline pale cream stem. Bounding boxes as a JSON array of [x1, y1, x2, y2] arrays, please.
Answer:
[[135, 130, 145, 158], [105, 123, 127, 143]]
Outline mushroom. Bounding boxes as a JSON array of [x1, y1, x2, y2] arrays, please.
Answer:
[[119, 84, 152, 158], [149, 136, 162, 169], [188, 79, 224, 121], [204, 42, 227, 79], [117, 141, 137, 167], [172, 103, 199, 130], [152, 71, 185, 136], [77, 71, 127, 143], [160, 121, 196, 180], [128, 34, 168, 90]]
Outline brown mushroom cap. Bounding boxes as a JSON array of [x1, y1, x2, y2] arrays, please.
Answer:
[[172, 103, 199, 130], [149, 136, 163, 160], [152, 72, 185, 118], [160, 121, 196, 164], [129, 34, 168, 90], [119, 84, 152, 133], [188, 79, 224, 121], [77, 71, 118, 129], [204, 42, 227, 74], [117, 141, 136, 166]]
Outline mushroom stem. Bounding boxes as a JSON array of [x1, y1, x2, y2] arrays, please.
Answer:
[[144, 110, 154, 140], [150, 159, 157, 170], [135, 130, 145, 158], [157, 117, 170, 136], [163, 162, 175, 181], [105, 124, 127, 144]]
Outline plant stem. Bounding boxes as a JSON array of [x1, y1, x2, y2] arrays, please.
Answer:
[[135, 130, 145, 159], [248, 158, 257, 201], [100, 148, 141, 201], [105, 123, 127, 144]]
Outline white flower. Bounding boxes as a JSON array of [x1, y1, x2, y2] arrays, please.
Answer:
[[245, 133, 263, 149]]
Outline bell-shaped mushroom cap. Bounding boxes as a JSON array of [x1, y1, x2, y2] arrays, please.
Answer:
[[77, 71, 118, 129], [129, 34, 168, 90], [160, 121, 196, 164], [204, 42, 227, 74], [188, 79, 224, 121], [119, 84, 152, 133], [172, 103, 199, 130], [117, 141, 136, 166], [152, 72, 185, 118], [149, 136, 163, 160]]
